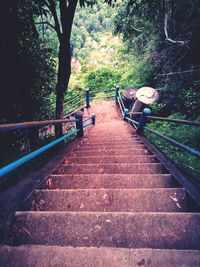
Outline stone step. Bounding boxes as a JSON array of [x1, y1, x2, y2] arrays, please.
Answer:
[[1, 245, 200, 267], [82, 138, 142, 145], [64, 155, 156, 164], [55, 163, 164, 174], [85, 136, 139, 140], [75, 144, 146, 151], [42, 174, 176, 189], [90, 132, 132, 137], [10, 211, 200, 249], [81, 140, 142, 146], [25, 188, 186, 212], [87, 132, 135, 136], [70, 149, 150, 157]]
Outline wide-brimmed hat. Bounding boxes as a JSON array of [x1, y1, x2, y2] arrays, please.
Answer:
[[136, 87, 159, 105]]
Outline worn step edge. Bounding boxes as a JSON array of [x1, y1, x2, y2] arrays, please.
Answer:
[[76, 145, 146, 150], [27, 188, 186, 212], [81, 141, 143, 145], [42, 174, 175, 189], [1, 245, 200, 267], [64, 155, 156, 164], [56, 163, 164, 175], [70, 150, 151, 156], [11, 211, 200, 249], [70, 148, 149, 153]]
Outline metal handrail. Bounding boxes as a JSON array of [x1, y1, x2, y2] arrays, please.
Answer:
[[144, 125, 200, 158], [64, 92, 84, 105], [0, 119, 78, 132], [117, 96, 124, 115], [63, 105, 85, 118], [0, 114, 95, 178], [64, 99, 85, 112], [0, 128, 79, 178], [118, 91, 125, 111], [123, 113, 200, 159], [129, 112, 200, 127], [113, 86, 200, 160]]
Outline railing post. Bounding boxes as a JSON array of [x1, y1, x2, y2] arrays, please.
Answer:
[[123, 108, 129, 120], [115, 85, 119, 103], [75, 113, 83, 137], [136, 108, 151, 134], [86, 89, 90, 108], [91, 114, 96, 125]]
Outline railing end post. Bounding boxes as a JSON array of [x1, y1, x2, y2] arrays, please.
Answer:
[[136, 108, 151, 135], [123, 108, 129, 120], [115, 85, 119, 103], [75, 113, 84, 137], [91, 114, 96, 125], [86, 88, 90, 108]]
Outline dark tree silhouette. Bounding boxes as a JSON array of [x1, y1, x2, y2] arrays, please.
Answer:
[[38, 0, 113, 137]]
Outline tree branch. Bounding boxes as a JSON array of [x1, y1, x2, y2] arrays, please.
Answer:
[[35, 21, 56, 31], [48, 0, 62, 39], [164, 14, 189, 45], [131, 25, 143, 33], [158, 69, 200, 76]]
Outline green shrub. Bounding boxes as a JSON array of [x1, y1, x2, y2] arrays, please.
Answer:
[[85, 68, 120, 91], [145, 113, 200, 181]]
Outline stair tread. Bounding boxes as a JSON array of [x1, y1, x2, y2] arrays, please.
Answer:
[[43, 174, 175, 189], [71, 150, 150, 156], [64, 155, 156, 163], [1, 245, 200, 267], [55, 163, 164, 174], [10, 211, 200, 249], [25, 188, 186, 212]]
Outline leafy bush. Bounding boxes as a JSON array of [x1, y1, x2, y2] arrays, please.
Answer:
[[85, 68, 120, 90], [145, 113, 200, 180]]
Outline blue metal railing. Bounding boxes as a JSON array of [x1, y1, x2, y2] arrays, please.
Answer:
[[0, 114, 95, 179], [115, 86, 200, 159]]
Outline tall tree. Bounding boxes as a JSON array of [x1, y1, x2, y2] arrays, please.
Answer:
[[37, 0, 113, 136]]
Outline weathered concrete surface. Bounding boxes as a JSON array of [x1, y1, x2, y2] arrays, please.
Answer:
[[81, 140, 142, 145], [76, 144, 146, 151], [42, 174, 175, 189], [25, 188, 186, 212], [9, 211, 200, 249], [1, 245, 200, 267], [84, 136, 140, 142], [64, 155, 156, 164], [56, 163, 164, 174], [70, 149, 150, 157]]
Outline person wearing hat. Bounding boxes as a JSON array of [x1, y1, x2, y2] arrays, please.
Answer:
[[130, 87, 159, 117]]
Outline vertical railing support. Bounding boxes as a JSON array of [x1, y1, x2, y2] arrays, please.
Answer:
[[86, 89, 90, 108], [136, 108, 151, 134], [115, 85, 119, 103], [91, 114, 96, 125], [75, 113, 83, 137], [123, 108, 129, 120]]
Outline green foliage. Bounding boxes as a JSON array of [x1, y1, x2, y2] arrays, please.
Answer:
[[145, 114, 200, 180], [85, 68, 120, 90], [119, 58, 154, 88], [71, 1, 114, 58]]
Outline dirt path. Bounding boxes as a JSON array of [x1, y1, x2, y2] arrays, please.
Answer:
[[85, 100, 120, 123]]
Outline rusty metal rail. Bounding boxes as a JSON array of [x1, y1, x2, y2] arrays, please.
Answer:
[[0, 119, 78, 132], [129, 112, 200, 127]]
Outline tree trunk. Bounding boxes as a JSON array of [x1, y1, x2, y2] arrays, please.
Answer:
[[55, 0, 78, 138], [55, 37, 71, 137]]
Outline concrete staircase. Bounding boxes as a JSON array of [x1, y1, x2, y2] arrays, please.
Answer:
[[1, 115, 200, 266]]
